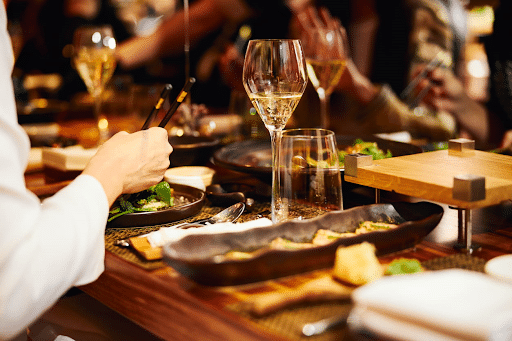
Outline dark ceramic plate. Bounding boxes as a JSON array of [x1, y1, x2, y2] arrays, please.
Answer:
[[163, 201, 443, 286], [212, 136, 423, 183], [106, 183, 206, 229], [168, 135, 220, 167]]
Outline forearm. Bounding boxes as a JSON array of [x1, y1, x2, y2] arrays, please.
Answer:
[[117, 0, 229, 69], [0, 175, 107, 339], [451, 94, 491, 146]]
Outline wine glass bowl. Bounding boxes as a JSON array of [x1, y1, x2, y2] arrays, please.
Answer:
[[73, 25, 117, 144], [243, 39, 307, 223], [302, 28, 347, 129]]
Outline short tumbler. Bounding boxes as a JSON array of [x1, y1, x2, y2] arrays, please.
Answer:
[[278, 128, 343, 221]]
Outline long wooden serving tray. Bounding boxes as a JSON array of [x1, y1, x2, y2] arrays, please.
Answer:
[[344, 139, 512, 210]]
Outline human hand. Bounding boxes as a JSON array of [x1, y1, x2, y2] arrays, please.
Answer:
[[83, 127, 173, 206], [295, 6, 378, 103], [500, 130, 512, 149], [218, 44, 245, 92], [418, 66, 465, 113]]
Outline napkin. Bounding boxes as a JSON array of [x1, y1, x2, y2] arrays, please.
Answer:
[[146, 218, 273, 248], [350, 269, 512, 341], [42, 145, 98, 171], [27, 147, 43, 172]]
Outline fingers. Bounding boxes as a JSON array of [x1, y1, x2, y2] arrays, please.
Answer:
[[500, 130, 512, 149]]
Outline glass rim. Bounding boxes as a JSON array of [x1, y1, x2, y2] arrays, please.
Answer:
[[248, 39, 301, 42], [282, 128, 335, 138]]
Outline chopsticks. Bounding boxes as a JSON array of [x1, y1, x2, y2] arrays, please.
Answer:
[[141, 84, 173, 130], [400, 51, 450, 107], [158, 77, 196, 128]]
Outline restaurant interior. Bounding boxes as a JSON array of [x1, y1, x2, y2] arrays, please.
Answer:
[[5, 0, 512, 340]]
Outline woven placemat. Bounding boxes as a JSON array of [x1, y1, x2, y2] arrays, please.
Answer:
[[225, 253, 487, 341], [104, 201, 271, 270]]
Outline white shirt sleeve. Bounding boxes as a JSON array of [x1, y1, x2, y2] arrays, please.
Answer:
[[0, 5, 109, 340]]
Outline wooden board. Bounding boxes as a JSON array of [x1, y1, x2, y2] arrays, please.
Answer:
[[344, 150, 512, 209]]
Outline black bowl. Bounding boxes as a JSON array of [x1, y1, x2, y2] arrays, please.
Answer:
[[168, 135, 220, 167]]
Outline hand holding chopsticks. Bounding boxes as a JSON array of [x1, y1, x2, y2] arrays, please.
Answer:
[[400, 51, 451, 108]]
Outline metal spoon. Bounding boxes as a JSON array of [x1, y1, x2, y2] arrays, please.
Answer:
[[115, 202, 246, 247], [302, 311, 350, 337], [175, 201, 246, 228]]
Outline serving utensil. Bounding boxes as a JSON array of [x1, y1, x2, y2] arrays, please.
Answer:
[[115, 201, 245, 247]]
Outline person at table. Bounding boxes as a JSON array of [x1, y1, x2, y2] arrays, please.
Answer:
[[11, 0, 132, 101], [0, 1, 173, 339], [115, 0, 292, 108], [415, 1, 512, 150], [292, 0, 471, 144]]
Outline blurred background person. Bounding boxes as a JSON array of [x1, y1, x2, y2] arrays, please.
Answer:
[[422, 0, 512, 150], [115, 0, 293, 108], [291, 0, 470, 144], [11, 0, 132, 102]]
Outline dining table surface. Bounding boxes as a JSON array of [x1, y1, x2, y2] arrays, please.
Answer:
[[24, 122, 512, 341]]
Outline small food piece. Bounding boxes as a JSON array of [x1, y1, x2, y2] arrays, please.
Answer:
[[356, 221, 399, 234], [385, 258, 423, 275], [269, 237, 316, 250], [332, 242, 383, 285], [312, 229, 357, 245]]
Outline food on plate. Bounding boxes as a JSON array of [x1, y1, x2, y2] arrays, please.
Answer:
[[219, 220, 399, 261], [332, 242, 383, 285], [108, 181, 177, 222], [313, 221, 399, 246], [338, 139, 392, 166], [385, 258, 424, 275]]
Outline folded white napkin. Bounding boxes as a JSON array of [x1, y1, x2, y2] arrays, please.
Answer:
[[42, 145, 98, 171], [146, 218, 273, 248], [350, 269, 512, 341]]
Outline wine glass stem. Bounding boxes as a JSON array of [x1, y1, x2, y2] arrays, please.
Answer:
[[270, 129, 283, 224], [94, 93, 109, 144], [318, 89, 331, 130]]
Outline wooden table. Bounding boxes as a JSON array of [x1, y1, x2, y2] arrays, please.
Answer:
[[26, 162, 512, 341]]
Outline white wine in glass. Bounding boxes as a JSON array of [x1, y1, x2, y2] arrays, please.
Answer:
[[303, 28, 347, 129], [243, 39, 307, 223], [73, 25, 117, 144]]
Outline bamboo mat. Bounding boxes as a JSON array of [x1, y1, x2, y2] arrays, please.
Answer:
[[225, 253, 487, 341], [104, 201, 271, 270], [103, 206, 487, 340]]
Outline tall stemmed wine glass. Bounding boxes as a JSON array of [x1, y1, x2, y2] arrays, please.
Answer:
[[243, 39, 308, 223], [302, 28, 347, 129], [73, 25, 117, 145]]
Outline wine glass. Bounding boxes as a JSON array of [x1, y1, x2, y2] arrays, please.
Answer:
[[73, 25, 117, 145], [243, 39, 308, 223], [302, 28, 347, 129]]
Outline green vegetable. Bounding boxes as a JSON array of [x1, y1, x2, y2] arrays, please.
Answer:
[[338, 139, 392, 166], [108, 181, 175, 222], [149, 181, 173, 206], [385, 258, 423, 275]]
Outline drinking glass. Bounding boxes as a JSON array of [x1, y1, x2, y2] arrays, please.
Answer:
[[302, 28, 347, 129], [279, 128, 342, 221], [243, 39, 308, 223], [73, 25, 117, 145]]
